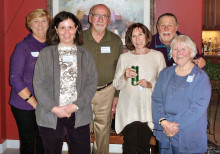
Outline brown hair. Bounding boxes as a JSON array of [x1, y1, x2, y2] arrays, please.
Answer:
[[125, 23, 152, 50], [26, 9, 51, 32], [47, 11, 83, 45]]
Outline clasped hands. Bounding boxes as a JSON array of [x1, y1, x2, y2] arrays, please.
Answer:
[[161, 120, 180, 137], [51, 104, 78, 118], [124, 68, 152, 88]]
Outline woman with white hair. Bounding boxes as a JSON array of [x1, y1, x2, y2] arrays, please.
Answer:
[[152, 35, 211, 153]]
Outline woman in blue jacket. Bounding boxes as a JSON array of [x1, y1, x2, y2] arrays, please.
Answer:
[[152, 35, 211, 153]]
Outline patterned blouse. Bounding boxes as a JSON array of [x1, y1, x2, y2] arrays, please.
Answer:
[[58, 44, 77, 106]]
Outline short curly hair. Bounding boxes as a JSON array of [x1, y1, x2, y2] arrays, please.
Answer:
[[26, 9, 51, 32], [170, 35, 197, 59]]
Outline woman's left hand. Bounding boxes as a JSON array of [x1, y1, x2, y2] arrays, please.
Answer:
[[161, 120, 179, 137], [51, 106, 71, 118], [136, 79, 152, 88], [64, 104, 78, 115]]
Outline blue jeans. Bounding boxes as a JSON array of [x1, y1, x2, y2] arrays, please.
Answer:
[[158, 141, 204, 154]]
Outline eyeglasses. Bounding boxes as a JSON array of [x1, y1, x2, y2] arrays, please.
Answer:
[[91, 13, 110, 20]]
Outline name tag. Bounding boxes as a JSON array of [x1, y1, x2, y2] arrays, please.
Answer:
[[101, 46, 111, 53], [62, 55, 74, 63], [31, 51, 39, 57], [186, 74, 195, 82]]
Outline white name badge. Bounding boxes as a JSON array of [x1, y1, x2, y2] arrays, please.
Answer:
[[101, 46, 111, 53], [186, 74, 195, 82], [31, 52, 39, 57], [62, 55, 74, 63]]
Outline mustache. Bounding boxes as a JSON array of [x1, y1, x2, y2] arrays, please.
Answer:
[[96, 22, 105, 25]]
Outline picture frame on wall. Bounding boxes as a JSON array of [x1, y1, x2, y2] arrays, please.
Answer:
[[47, 0, 155, 44]]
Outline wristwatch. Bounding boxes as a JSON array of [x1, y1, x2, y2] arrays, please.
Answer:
[[159, 118, 166, 125]]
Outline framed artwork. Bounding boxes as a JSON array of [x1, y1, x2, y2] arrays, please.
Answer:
[[47, 0, 155, 44]]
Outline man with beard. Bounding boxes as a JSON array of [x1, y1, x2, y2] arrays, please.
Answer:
[[83, 4, 123, 154], [149, 13, 205, 68]]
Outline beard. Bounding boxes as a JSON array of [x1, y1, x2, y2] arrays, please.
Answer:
[[93, 23, 107, 32], [159, 32, 175, 44]]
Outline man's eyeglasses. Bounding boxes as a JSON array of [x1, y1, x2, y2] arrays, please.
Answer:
[[91, 13, 109, 20]]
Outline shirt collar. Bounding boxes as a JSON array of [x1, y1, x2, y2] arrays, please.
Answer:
[[87, 27, 111, 43]]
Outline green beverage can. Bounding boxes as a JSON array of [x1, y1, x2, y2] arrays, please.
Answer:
[[131, 66, 139, 86]]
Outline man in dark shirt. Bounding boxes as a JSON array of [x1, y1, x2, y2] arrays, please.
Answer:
[[149, 13, 206, 68], [83, 4, 123, 154]]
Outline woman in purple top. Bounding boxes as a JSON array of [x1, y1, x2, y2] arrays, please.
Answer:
[[9, 9, 51, 154]]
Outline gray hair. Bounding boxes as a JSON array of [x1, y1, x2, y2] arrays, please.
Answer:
[[170, 35, 197, 59]]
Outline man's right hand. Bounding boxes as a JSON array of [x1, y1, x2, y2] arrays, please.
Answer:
[[111, 97, 118, 117]]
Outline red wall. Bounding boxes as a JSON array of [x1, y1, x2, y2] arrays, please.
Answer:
[[0, 0, 6, 144], [1, 0, 47, 142], [1, 0, 203, 143], [155, 0, 203, 53]]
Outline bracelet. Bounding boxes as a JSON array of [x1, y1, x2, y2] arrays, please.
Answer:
[[159, 118, 166, 125], [24, 94, 32, 101]]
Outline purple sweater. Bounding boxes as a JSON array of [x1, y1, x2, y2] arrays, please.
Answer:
[[9, 33, 47, 110]]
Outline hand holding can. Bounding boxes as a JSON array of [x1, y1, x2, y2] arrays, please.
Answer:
[[131, 66, 139, 86]]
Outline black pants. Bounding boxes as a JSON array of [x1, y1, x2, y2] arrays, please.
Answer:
[[38, 113, 90, 154], [121, 121, 152, 154], [11, 105, 44, 154]]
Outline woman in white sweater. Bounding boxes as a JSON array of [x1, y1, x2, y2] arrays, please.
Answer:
[[113, 23, 166, 153]]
